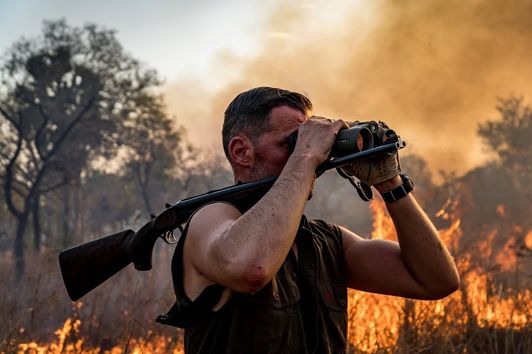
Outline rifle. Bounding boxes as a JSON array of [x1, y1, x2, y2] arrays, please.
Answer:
[[59, 121, 406, 301]]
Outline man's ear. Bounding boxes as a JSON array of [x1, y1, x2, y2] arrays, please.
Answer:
[[228, 135, 254, 167]]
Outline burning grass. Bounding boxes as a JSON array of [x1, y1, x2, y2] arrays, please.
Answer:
[[15, 322, 184, 354], [15, 318, 184, 354], [348, 199, 532, 353], [2, 198, 531, 353]]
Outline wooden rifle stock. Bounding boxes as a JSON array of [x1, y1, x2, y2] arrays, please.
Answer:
[[59, 229, 134, 301], [58, 139, 405, 301], [59, 219, 162, 301]]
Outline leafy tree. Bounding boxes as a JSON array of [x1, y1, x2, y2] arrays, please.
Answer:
[[0, 20, 173, 278], [441, 97, 532, 271], [120, 91, 186, 216], [478, 96, 532, 189], [175, 149, 233, 198]]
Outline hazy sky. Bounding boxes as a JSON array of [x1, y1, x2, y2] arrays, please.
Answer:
[[1, 0, 531, 180], [0, 0, 263, 83]]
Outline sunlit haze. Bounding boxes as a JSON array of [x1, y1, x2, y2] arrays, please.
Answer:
[[2, 0, 531, 181]]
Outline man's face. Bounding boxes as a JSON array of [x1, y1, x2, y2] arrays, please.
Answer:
[[250, 105, 307, 180]]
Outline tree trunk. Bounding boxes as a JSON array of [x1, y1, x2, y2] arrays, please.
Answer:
[[73, 179, 81, 241], [140, 181, 153, 216], [135, 165, 153, 215], [62, 181, 70, 248], [14, 213, 29, 281], [32, 193, 42, 251]]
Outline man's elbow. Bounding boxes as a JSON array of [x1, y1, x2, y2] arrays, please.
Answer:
[[426, 272, 461, 300], [445, 265, 461, 295], [226, 262, 272, 294], [212, 247, 273, 294], [241, 265, 271, 293]]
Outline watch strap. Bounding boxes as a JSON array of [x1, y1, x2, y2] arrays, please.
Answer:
[[380, 173, 414, 203]]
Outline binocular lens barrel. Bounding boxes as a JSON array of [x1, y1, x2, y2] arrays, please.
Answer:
[[330, 126, 374, 157], [287, 121, 381, 157]]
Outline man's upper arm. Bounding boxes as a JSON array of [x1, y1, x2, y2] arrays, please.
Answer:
[[341, 226, 434, 299], [184, 202, 244, 290]]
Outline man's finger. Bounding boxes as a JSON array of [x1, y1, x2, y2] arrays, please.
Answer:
[[335, 119, 350, 129]]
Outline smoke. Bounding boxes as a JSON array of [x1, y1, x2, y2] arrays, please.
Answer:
[[164, 0, 532, 181]]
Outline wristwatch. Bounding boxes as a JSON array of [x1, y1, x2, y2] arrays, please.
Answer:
[[380, 173, 414, 203]]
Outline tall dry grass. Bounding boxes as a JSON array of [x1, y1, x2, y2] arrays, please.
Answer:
[[0, 245, 182, 353], [1, 199, 531, 353]]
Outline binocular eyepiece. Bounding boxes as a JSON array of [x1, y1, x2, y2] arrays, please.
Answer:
[[288, 120, 398, 157]]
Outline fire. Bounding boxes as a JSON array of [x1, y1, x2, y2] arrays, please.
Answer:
[[16, 317, 185, 354], [496, 204, 506, 218], [13, 198, 532, 353], [345, 197, 531, 352], [17, 318, 87, 354], [369, 198, 396, 240], [495, 237, 517, 272], [525, 230, 532, 249]]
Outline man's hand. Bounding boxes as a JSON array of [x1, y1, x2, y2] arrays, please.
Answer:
[[338, 121, 401, 186], [340, 152, 401, 186], [291, 116, 349, 169]]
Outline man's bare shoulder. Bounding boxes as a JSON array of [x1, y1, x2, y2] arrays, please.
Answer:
[[189, 202, 242, 230], [180, 202, 242, 301], [185, 202, 242, 251]]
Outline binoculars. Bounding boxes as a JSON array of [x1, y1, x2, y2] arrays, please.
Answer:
[[289, 120, 399, 157]]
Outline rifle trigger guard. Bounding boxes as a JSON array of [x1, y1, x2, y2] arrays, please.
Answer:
[[161, 226, 181, 244]]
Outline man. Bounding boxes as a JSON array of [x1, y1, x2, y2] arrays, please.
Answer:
[[158, 87, 460, 353]]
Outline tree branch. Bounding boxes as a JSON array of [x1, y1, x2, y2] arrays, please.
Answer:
[[2, 115, 24, 219], [33, 101, 51, 159], [0, 102, 19, 127], [27, 90, 99, 212], [39, 178, 68, 194], [42, 90, 98, 162]]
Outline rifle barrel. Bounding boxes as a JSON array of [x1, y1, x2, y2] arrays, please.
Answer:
[[155, 140, 405, 231]]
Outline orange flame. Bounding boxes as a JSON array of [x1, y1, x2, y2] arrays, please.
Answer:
[[496, 204, 506, 218], [524, 230, 532, 250], [369, 198, 396, 240], [15, 198, 531, 353], [16, 317, 185, 354]]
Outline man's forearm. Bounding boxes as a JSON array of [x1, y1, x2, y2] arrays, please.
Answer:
[[215, 154, 316, 291], [384, 193, 460, 297]]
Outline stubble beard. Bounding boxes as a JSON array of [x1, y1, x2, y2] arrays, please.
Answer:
[[252, 156, 315, 201]]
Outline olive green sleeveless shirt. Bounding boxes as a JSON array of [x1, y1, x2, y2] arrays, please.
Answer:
[[158, 214, 348, 354]]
